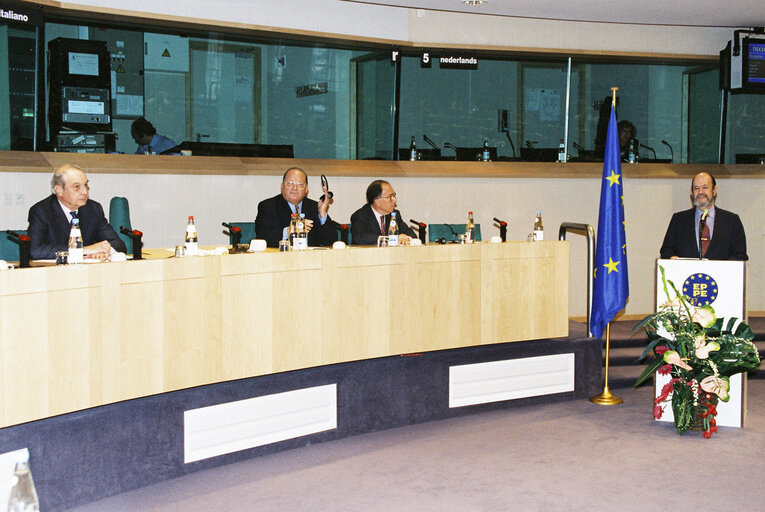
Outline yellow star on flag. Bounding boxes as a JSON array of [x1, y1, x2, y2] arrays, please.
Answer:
[[603, 257, 620, 274], [605, 170, 620, 186]]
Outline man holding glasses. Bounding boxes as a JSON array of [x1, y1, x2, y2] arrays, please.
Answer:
[[350, 180, 416, 245], [256, 167, 336, 247]]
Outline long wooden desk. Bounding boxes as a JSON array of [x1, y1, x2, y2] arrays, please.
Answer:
[[0, 241, 568, 428]]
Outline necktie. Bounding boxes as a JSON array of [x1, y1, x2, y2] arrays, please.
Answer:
[[699, 218, 710, 258], [70, 211, 78, 225], [296, 204, 301, 216], [380, 215, 386, 234]]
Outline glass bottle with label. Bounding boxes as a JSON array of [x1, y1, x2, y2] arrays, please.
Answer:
[[533, 210, 544, 241], [295, 213, 308, 250], [288, 213, 298, 250], [387, 212, 399, 246], [482, 138, 491, 161], [558, 139, 566, 162], [465, 211, 475, 243], [185, 216, 198, 255], [409, 136, 417, 161], [68, 218, 83, 264]]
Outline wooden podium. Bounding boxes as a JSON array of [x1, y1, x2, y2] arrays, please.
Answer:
[[654, 258, 748, 427]]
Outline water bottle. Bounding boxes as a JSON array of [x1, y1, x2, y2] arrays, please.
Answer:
[[409, 136, 417, 161], [7, 453, 40, 512], [482, 138, 491, 162], [628, 139, 639, 163], [288, 213, 298, 250], [68, 218, 83, 264], [533, 210, 544, 241], [558, 139, 566, 162], [387, 212, 399, 247], [185, 216, 198, 255], [465, 211, 475, 243], [295, 213, 308, 250]]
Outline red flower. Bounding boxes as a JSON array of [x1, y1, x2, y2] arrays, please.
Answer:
[[703, 430, 713, 439], [654, 345, 669, 355], [653, 405, 664, 419], [657, 364, 672, 375]]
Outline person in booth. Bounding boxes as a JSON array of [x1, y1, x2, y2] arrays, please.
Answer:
[[255, 167, 336, 248], [130, 117, 178, 155], [350, 180, 417, 245], [618, 120, 636, 161], [27, 164, 126, 260], [660, 172, 747, 261]]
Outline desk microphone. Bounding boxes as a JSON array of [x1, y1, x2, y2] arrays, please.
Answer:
[[5, 230, 31, 268], [493, 217, 508, 242], [423, 134, 439, 149], [410, 219, 427, 243], [661, 140, 674, 162], [222, 223, 242, 247], [640, 143, 657, 160], [120, 226, 144, 260]]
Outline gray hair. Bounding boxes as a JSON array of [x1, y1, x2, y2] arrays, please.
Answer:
[[51, 164, 84, 190]]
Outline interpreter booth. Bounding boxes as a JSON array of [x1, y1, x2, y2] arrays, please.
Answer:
[[654, 258, 748, 428]]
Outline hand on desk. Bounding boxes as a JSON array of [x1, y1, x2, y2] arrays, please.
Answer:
[[84, 241, 112, 261]]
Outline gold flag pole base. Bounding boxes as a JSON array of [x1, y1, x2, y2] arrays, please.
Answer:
[[589, 386, 623, 405], [589, 322, 623, 405]]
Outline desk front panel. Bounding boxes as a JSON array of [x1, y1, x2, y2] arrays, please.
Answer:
[[0, 241, 568, 427]]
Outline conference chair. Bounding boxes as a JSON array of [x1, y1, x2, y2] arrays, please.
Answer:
[[225, 222, 257, 245], [109, 197, 133, 254], [428, 223, 482, 243], [335, 222, 351, 245], [0, 230, 27, 261]]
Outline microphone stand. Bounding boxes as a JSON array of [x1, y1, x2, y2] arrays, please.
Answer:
[[410, 219, 427, 243], [698, 211, 708, 260], [640, 144, 656, 160], [120, 226, 143, 260], [502, 130, 516, 158], [493, 218, 507, 242], [661, 140, 674, 162], [5, 230, 31, 268]]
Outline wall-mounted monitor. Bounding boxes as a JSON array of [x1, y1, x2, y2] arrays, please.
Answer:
[[742, 37, 765, 93]]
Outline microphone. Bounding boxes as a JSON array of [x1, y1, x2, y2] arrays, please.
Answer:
[[222, 222, 243, 247], [640, 143, 657, 160], [319, 174, 333, 202], [572, 142, 585, 153], [423, 134, 439, 149], [443, 142, 457, 153], [410, 219, 427, 243], [661, 140, 674, 162], [331, 220, 350, 244], [501, 130, 516, 158], [5, 230, 31, 268], [119, 226, 144, 260], [493, 217, 508, 242]]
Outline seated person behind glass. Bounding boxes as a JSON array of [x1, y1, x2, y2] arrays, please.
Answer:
[[618, 120, 636, 162], [131, 117, 178, 155]]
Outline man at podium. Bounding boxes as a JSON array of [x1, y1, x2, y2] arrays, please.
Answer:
[[660, 172, 747, 261]]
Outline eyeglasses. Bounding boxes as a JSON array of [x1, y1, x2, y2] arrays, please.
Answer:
[[284, 181, 306, 189], [378, 193, 396, 200]]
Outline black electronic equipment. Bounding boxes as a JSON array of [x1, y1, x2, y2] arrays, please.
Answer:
[[54, 132, 115, 153], [48, 38, 112, 136]]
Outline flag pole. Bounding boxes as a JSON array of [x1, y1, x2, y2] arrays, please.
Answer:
[[611, 86, 618, 107], [590, 322, 623, 405]]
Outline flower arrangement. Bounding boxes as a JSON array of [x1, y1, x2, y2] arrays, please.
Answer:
[[634, 267, 761, 437]]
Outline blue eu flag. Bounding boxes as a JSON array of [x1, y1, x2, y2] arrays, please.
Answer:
[[591, 104, 629, 338]]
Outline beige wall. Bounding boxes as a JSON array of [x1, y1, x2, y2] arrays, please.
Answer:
[[57, 0, 732, 56], [2, 168, 762, 317]]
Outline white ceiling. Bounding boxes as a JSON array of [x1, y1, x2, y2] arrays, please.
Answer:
[[344, 0, 765, 28]]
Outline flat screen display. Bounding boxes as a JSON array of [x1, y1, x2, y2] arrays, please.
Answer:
[[743, 38, 765, 91], [67, 52, 99, 76]]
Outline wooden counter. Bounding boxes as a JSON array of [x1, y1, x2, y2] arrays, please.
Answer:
[[2, 150, 765, 179], [0, 241, 568, 428]]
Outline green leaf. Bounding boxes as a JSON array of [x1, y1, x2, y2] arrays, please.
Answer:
[[634, 357, 665, 388]]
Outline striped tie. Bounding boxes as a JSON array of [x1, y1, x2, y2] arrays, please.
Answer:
[[380, 215, 386, 234], [699, 219, 710, 258]]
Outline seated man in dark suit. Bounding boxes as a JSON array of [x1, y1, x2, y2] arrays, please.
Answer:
[[350, 180, 417, 245], [27, 164, 127, 260], [660, 172, 747, 261], [255, 167, 336, 248]]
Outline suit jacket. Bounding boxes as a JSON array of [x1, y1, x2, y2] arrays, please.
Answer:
[[27, 195, 127, 260], [660, 207, 747, 261], [255, 194, 336, 248], [350, 203, 416, 246]]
